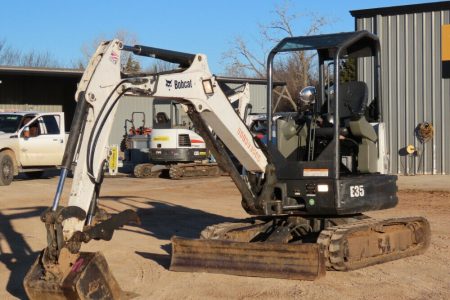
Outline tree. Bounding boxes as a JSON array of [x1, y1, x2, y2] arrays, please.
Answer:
[[76, 31, 183, 73], [339, 58, 357, 83], [222, 1, 329, 111], [75, 30, 142, 72], [124, 55, 141, 73], [0, 38, 60, 68]]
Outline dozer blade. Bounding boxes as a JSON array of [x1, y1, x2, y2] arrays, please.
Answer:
[[24, 251, 123, 300], [170, 236, 326, 280]]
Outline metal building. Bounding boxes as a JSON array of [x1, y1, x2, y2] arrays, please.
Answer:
[[351, 1, 450, 175], [0, 66, 80, 129]]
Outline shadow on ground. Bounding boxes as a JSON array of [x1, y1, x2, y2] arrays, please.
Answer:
[[13, 169, 61, 182], [0, 206, 46, 299], [99, 196, 239, 269]]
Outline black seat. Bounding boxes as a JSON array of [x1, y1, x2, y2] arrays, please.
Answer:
[[338, 81, 368, 119], [154, 112, 171, 129]]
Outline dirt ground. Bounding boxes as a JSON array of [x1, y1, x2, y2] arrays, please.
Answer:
[[1, 174, 449, 300]]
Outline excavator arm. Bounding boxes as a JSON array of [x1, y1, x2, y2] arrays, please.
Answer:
[[64, 39, 271, 238], [25, 40, 294, 300]]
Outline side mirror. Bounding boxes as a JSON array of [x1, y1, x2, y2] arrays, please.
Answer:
[[22, 126, 30, 138], [299, 86, 317, 104]]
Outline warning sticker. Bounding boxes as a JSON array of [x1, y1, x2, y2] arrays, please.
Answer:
[[303, 168, 329, 177]]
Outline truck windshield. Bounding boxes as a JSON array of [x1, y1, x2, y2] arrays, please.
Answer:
[[0, 114, 22, 133]]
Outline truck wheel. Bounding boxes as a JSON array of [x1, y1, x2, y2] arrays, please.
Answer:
[[0, 152, 14, 186], [26, 171, 44, 179]]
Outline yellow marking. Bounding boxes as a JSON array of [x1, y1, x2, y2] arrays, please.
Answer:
[[108, 145, 118, 170], [303, 168, 329, 177], [443, 25, 450, 61], [152, 136, 170, 141]]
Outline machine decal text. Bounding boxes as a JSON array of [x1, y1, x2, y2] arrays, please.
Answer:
[[350, 185, 365, 197], [237, 127, 261, 162], [175, 80, 192, 89]]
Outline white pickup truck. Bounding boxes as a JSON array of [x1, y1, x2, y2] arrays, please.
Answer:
[[0, 112, 67, 185]]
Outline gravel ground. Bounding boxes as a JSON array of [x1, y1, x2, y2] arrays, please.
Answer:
[[0, 174, 449, 299]]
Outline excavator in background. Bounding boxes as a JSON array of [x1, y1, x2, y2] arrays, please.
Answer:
[[123, 100, 220, 179], [24, 31, 430, 299], [125, 85, 251, 179]]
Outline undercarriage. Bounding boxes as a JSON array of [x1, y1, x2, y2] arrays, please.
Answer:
[[133, 162, 221, 179], [171, 215, 430, 278]]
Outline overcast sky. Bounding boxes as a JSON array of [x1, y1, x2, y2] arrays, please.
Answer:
[[0, 0, 439, 73]]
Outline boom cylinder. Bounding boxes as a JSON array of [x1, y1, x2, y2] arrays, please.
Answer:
[[121, 44, 195, 68], [51, 93, 90, 211]]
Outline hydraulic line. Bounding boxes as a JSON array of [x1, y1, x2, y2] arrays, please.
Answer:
[[85, 80, 131, 182]]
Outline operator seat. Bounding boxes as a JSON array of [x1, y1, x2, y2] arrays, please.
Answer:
[[339, 81, 378, 173], [338, 81, 368, 121], [154, 112, 171, 129]]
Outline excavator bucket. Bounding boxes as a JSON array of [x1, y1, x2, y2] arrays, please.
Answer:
[[24, 251, 123, 300], [170, 236, 326, 280]]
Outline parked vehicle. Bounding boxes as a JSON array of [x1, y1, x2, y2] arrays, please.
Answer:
[[0, 112, 67, 185]]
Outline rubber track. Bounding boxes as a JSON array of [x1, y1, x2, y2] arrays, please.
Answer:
[[316, 216, 431, 271], [168, 163, 221, 180], [133, 164, 161, 178]]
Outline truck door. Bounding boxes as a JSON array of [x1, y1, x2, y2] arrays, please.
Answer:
[[18, 114, 65, 166]]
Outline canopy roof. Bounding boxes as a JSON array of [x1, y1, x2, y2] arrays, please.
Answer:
[[271, 31, 380, 59]]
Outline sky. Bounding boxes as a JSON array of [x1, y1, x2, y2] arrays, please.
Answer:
[[0, 0, 441, 74]]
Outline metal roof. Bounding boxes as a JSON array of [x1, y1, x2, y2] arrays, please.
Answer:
[[274, 32, 360, 52], [0, 66, 83, 78], [271, 31, 379, 59], [350, 1, 450, 18]]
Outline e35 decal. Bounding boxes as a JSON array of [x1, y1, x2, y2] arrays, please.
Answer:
[[350, 185, 365, 198]]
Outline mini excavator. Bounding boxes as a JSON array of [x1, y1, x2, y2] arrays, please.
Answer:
[[24, 31, 430, 299]]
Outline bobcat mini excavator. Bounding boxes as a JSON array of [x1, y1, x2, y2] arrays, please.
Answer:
[[24, 31, 430, 299]]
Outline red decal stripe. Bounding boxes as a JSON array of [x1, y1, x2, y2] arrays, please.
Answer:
[[190, 139, 204, 143]]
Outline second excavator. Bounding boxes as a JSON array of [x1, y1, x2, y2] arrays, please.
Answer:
[[24, 31, 430, 299]]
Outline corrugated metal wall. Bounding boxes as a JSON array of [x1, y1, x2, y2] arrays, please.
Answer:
[[0, 103, 62, 112], [248, 84, 267, 113], [0, 74, 79, 128], [223, 83, 267, 113], [356, 9, 450, 174]]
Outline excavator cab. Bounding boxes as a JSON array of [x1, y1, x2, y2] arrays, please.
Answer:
[[172, 32, 429, 278], [264, 31, 396, 216]]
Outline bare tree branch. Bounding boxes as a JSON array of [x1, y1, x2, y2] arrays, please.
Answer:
[[221, 0, 331, 111], [75, 30, 141, 71], [0, 38, 60, 67]]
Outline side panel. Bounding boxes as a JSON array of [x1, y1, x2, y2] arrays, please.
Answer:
[[283, 178, 337, 215], [149, 148, 208, 163], [336, 174, 398, 215], [280, 174, 397, 216]]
